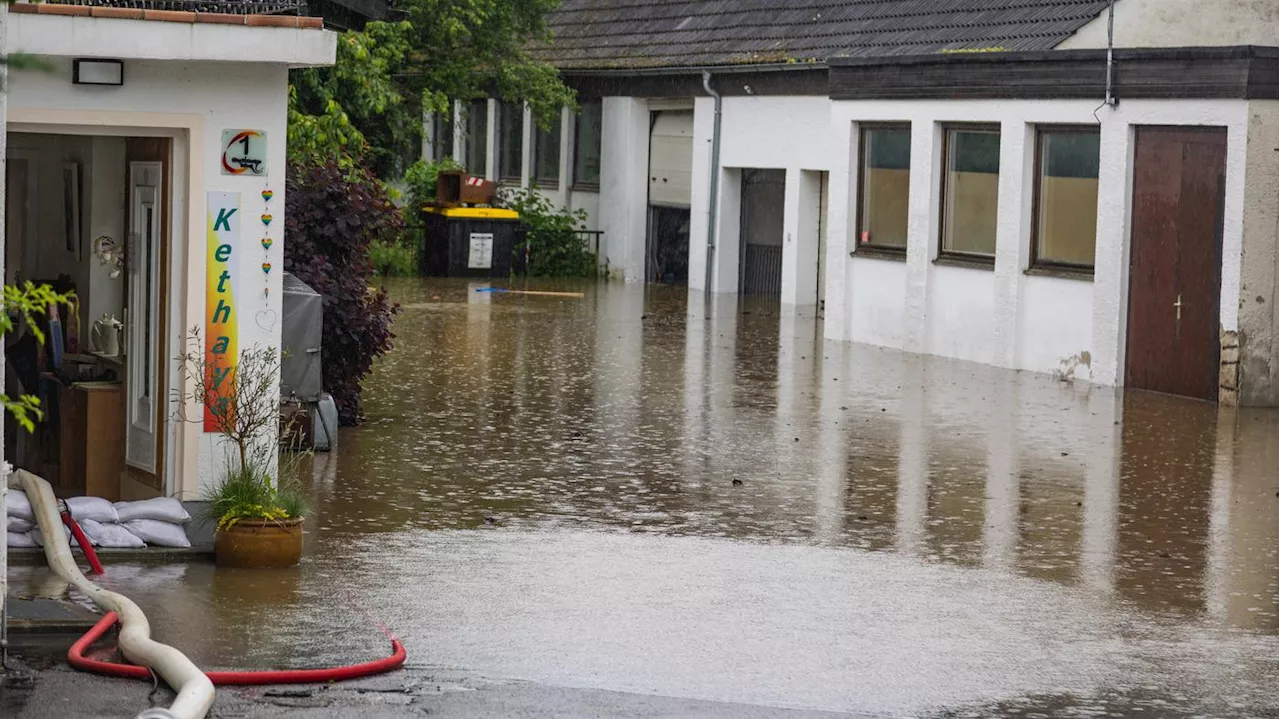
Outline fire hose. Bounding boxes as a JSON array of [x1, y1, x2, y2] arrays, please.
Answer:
[[11, 468, 407, 718]]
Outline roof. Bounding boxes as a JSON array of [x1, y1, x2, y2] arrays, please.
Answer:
[[10, 0, 324, 28], [530, 0, 1113, 70]]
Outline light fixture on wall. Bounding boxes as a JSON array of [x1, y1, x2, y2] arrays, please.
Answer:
[[73, 59, 124, 86]]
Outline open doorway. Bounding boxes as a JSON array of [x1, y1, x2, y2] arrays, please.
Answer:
[[4, 132, 171, 501]]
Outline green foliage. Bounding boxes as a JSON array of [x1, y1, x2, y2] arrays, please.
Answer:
[[290, 22, 414, 175], [402, 157, 463, 220], [289, 0, 577, 179], [2, 283, 74, 432], [370, 239, 417, 276], [501, 188, 597, 278], [200, 459, 308, 530]]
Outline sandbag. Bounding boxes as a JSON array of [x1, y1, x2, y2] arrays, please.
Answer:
[[5, 489, 34, 520], [122, 519, 191, 548], [65, 496, 120, 524], [7, 515, 33, 533], [114, 497, 191, 524], [79, 518, 147, 548], [31, 524, 72, 547], [6, 530, 37, 547]]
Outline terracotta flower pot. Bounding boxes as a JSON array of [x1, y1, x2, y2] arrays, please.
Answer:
[[214, 517, 304, 569]]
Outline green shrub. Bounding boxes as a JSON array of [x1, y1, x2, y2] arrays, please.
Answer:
[[402, 157, 463, 223], [370, 239, 417, 276], [500, 187, 597, 278], [200, 460, 308, 530]]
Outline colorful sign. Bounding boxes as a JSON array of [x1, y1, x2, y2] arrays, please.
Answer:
[[220, 130, 268, 176], [205, 192, 241, 431]]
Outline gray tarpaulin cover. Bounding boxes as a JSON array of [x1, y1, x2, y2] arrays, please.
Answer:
[[281, 272, 322, 401]]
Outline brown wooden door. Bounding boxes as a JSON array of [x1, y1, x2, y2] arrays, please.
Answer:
[[1125, 127, 1227, 401]]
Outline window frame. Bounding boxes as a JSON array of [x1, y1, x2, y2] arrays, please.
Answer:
[[497, 101, 524, 183], [853, 121, 912, 260], [572, 99, 602, 191], [937, 122, 1002, 268], [533, 114, 562, 189], [1028, 124, 1099, 278]]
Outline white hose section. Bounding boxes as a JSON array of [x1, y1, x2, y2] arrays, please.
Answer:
[[9, 468, 216, 719]]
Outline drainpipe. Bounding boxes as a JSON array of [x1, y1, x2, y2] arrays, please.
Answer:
[[1104, 0, 1117, 107], [701, 71, 722, 295]]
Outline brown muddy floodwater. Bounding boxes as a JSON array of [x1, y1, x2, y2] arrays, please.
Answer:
[[16, 278, 1280, 716]]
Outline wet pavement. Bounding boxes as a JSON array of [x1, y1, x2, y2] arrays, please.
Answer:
[[7, 278, 1279, 717]]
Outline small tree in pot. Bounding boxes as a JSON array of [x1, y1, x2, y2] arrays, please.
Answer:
[[175, 329, 307, 568]]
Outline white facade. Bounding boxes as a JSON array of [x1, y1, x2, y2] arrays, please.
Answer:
[[6, 11, 336, 496]]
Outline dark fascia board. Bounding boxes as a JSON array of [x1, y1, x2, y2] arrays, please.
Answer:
[[562, 65, 828, 99], [829, 45, 1277, 101]]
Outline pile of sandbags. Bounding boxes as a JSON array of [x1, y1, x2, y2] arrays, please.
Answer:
[[5, 492, 192, 549]]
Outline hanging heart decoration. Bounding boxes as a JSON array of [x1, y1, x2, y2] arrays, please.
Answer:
[[262, 189, 275, 203], [254, 309, 277, 332], [262, 262, 272, 275], [261, 213, 273, 227], [261, 237, 273, 250]]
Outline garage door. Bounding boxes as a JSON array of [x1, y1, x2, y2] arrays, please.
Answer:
[[649, 110, 693, 208]]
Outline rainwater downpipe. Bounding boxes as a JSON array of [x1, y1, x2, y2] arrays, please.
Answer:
[[1104, 0, 1117, 107], [701, 71, 723, 296]]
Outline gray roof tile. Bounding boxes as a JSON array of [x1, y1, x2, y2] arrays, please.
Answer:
[[531, 0, 1112, 69]]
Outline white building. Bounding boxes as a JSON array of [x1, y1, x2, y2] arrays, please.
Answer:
[[432, 0, 1277, 407], [3, 2, 336, 498]]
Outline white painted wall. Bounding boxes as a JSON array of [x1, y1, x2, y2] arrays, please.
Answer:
[[10, 13, 335, 66], [87, 136, 126, 325], [1058, 0, 1278, 49], [687, 95, 833, 295], [824, 97, 1255, 384], [598, 97, 648, 281], [10, 54, 300, 495], [1237, 100, 1278, 405]]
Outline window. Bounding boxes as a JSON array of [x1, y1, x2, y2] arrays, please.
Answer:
[[431, 105, 454, 163], [534, 114, 561, 187], [498, 102, 524, 181], [1032, 127, 1099, 272], [464, 99, 488, 176], [856, 124, 911, 253], [940, 125, 1001, 261], [574, 100, 602, 187]]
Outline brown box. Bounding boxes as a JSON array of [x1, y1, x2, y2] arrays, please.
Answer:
[[436, 170, 497, 206]]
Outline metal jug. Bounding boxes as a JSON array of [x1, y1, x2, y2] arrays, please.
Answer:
[[91, 313, 123, 356]]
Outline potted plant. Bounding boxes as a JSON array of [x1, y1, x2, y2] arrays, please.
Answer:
[[177, 330, 308, 568]]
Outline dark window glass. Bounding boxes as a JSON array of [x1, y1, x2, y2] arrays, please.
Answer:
[[857, 125, 911, 251], [498, 102, 523, 181], [432, 106, 454, 163], [465, 100, 488, 176], [941, 127, 1000, 258], [573, 100, 602, 187], [534, 115, 561, 186], [1034, 128, 1100, 269]]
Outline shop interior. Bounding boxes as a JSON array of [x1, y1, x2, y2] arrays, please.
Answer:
[[5, 132, 169, 501]]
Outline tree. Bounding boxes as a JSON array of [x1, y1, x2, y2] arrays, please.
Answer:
[[283, 160, 402, 425], [289, 0, 576, 178]]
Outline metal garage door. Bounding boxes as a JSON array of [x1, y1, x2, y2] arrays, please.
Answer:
[[649, 111, 693, 208], [740, 169, 785, 295]]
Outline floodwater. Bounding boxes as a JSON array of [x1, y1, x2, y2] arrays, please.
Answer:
[[15, 278, 1280, 716]]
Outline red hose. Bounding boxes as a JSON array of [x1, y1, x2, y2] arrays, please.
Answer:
[[61, 511, 105, 576], [69, 612, 406, 685]]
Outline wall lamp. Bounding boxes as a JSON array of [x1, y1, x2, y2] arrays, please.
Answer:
[[73, 59, 124, 86]]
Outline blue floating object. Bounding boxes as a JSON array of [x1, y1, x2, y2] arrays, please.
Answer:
[[474, 287, 508, 293]]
